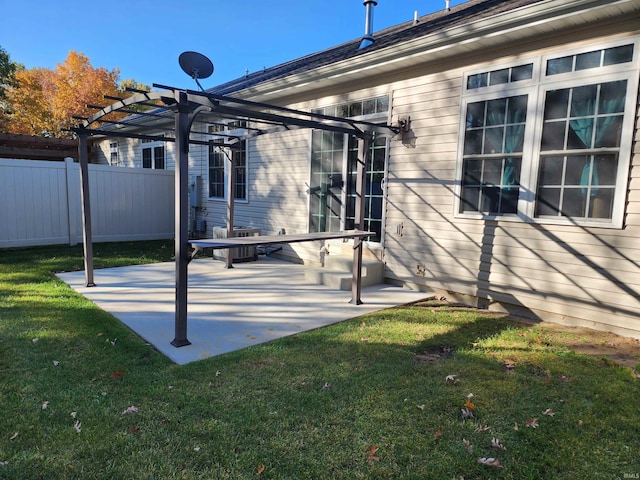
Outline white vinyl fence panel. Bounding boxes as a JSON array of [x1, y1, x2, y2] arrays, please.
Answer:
[[0, 158, 174, 248]]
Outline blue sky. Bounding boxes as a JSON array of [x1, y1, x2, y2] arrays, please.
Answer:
[[2, 0, 464, 90]]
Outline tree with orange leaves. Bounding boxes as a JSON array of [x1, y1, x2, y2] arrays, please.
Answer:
[[51, 51, 121, 135], [4, 50, 145, 137], [5, 68, 54, 135]]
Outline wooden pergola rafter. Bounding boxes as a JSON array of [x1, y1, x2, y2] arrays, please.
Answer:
[[70, 84, 401, 348]]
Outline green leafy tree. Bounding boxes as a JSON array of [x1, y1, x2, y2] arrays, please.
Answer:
[[0, 45, 19, 103], [117, 78, 155, 112]]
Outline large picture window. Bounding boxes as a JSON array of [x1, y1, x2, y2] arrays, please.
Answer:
[[456, 39, 639, 228], [460, 94, 527, 214]]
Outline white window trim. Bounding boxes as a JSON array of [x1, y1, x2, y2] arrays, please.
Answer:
[[454, 36, 640, 229], [306, 94, 391, 244], [140, 135, 166, 170], [206, 124, 249, 203], [109, 141, 119, 167]]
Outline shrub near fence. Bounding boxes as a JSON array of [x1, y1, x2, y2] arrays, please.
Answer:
[[0, 158, 174, 248]]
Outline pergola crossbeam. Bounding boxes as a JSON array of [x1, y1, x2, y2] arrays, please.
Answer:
[[74, 82, 400, 349]]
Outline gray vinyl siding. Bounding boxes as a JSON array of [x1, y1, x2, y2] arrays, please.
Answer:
[[198, 127, 318, 262], [382, 33, 640, 336], [92, 4, 639, 337], [93, 137, 175, 170]]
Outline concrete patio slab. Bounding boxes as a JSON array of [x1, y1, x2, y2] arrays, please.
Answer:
[[57, 257, 428, 364]]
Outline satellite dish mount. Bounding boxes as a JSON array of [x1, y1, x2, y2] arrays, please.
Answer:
[[179, 51, 214, 91]]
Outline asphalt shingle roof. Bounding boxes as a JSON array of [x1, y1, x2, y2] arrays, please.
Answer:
[[210, 0, 545, 95]]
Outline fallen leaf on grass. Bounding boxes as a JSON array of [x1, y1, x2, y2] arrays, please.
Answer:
[[32, 338, 39, 344], [475, 424, 491, 432], [465, 398, 476, 410], [110, 372, 124, 379], [367, 445, 380, 464], [525, 418, 539, 428], [543, 408, 555, 416], [445, 374, 458, 384], [462, 438, 473, 453], [257, 464, 265, 475], [416, 404, 425, 410], [73, 421, 81, 433], [9, 432, 18, 441], [434, 429, 443, 439], [53, 361, 60, 366], [477, 457, 502, 468], [461, 407, 474, 419], [491, 437, 506, 451], [70, 412, 77, 419], [193, 446, 200, 452], [128, 426, 141, 435], [503, 359, 517, 370], [321, 382, 332, 391], [513, 423, 519, 431], [122, 406, 139, 415], [0, 461, 7, 466], [41, 401, 49, 410]]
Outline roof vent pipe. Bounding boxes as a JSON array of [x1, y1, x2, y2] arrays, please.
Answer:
[[413, 10, 419, 24], [445, 0, 451, 10], [359, 0, 377, 49]]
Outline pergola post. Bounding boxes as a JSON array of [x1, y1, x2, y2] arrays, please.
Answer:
[[71, 84, 399, 348], [350, 133, 372, 305], [225, 152, 236, 269], [172, 91, 192, 347], [78, 131, 95, 287]]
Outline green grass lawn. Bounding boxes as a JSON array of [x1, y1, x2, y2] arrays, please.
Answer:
[[1, 241, 639, 479]]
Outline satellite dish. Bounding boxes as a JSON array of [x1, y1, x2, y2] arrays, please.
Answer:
[[179, 51, 214, 91]]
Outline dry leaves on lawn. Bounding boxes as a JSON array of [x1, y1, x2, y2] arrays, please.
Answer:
[[477, 457, 502, 468], [462, 439, 473, 453], [367, 445, 380, 464], [525, 418, 539, 428]]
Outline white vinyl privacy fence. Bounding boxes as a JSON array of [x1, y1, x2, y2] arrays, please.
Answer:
[[0, 158, 174, 248]]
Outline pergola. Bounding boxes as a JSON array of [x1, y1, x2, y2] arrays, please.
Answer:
[[71, 83, 401, 347]]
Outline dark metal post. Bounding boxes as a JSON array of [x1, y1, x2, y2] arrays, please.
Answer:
[[225, 152, 236, 269], [350, 133, 371, 304], [172, 91, 192, 347], [78, 131, 95, 287]]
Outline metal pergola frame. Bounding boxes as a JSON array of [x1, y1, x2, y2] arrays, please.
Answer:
[[71, 84, 400, 348]]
